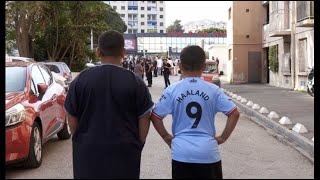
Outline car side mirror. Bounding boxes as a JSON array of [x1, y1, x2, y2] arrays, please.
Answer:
[[37, 83, 48, 94]]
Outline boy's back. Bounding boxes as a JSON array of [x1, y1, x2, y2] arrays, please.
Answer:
[[153, 77, 235, 163]]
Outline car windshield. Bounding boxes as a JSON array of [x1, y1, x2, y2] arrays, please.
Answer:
[[62, 64, 71, 73], [6, 67, 27, 93], [203, 63, 217, 74]]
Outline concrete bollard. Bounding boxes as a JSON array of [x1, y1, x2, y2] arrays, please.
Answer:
[[279, 117, 292, 125], [268, 111, 279, 119], [241, 98, 247, 103], [259, 107, 269, 114], [246, 101, 253, 107], [232, 94, 238, 99], [252, 104, 260, 110], [292, 123, 308, 134], [229, 92, 234, 97], [236, 96, 242, 101]]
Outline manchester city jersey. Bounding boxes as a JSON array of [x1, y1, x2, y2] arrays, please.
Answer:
[[152, 77, 236, 163]]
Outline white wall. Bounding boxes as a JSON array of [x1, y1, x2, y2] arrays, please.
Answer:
[[207, 44, 228, 74]]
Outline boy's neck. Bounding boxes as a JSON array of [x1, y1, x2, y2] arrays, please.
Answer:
[[182, 71, 202, 78], [101, 56, 122, 66]]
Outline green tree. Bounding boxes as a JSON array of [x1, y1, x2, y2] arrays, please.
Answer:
[[166, 20, 184, 32], [147, 29, 157, 33]]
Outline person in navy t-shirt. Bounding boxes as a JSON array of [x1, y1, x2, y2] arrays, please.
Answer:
[[64, 30, 154, 179], [151, 45, 240, 179]]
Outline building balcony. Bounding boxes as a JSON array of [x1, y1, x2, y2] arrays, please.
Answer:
[[269, 9, 291, 37], [296, 1, 314, 27], [147, 10, 158, 14], [147, 2, 157, 7]]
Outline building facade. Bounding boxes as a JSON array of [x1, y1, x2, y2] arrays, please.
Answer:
[[262, 1, 314, 91], [104, 1, 166, 34], [227, 1, 314, 91]]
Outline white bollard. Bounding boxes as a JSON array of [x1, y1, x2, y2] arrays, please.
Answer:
[[232, 94, 238, 99], [312, 137, 314, 142], [236, 96, 242, 101], [229, 92, 234, 97], [241, 98, 247, 103], [252, 104, 260, 110], [259, 107, 269, 114], [292, 123, 308, 134], [246, 101, 253, 107], [279, 117, 292, 125], [268, 111, 279, 119]]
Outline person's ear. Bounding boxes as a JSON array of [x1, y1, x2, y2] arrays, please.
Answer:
[[120, 48, 126, 59], [96, 48, 102, 58]]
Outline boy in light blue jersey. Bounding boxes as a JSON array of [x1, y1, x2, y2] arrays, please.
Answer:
[[151, 45, 240, 179]]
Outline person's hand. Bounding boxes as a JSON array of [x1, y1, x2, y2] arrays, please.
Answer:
[[162, 134, 173, 148], [215, 136, 226, 145]]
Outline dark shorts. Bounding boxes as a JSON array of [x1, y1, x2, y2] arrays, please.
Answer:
[[172, 160, 223, 179]]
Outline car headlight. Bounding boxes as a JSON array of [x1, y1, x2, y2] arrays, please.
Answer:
[[6, 104, 25, 127], [212, 76, 219, 81]]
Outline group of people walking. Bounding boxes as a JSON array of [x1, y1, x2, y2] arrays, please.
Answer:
[[121, 55, 177, 88]]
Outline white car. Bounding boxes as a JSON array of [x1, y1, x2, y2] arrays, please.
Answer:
[[6, 56, 36, 62]]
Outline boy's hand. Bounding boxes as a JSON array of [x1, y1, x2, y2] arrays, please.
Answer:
[[162, 134, 173, 148], [215, 136, 226, 145]]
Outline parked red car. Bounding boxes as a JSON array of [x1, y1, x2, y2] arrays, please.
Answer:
[[6, 62, 71, 168], [201, 59, 221, 87]]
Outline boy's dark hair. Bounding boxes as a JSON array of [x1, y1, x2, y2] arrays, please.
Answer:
[[98, 30, 124, 57], [180, 45, 206, 71]]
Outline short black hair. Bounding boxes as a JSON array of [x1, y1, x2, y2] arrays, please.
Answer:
[[98, 30, 124, 57], [180, 45, 205, 71]]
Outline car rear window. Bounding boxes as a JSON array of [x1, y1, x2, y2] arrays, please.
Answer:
[[45, 64, 60, 73], [6, 67, 27, 93]]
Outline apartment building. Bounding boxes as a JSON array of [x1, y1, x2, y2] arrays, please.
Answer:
[[183, 20, 227, 33], [227, 1, 264, 84], [262, 1, 314, 91], [227, 1, 314, 91], [104, 1, 166, 34]]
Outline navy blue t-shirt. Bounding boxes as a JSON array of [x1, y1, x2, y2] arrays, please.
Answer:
[[64, 64, 154, 179]]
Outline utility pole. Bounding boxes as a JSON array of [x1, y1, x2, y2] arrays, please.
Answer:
[[91, 29, 93, 50]]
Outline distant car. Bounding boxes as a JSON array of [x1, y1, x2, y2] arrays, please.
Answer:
[[6, 62, 71, 168], [201, 59, 221, 87], [40, 62, 72, 89], [85, 61, 101, 68], [6, 56, 36, 63]]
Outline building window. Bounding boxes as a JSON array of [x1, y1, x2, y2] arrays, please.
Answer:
[[228, 8, 231, 19], [121, 6, 125, 10], [147, 7, 151, 11], [141, 22, 145, 25], [141, 7, 144, 10], [160, 22, 163, 26], [160, 15, 163, 18], [121, 14, 125, 18], [152, 1, 156, 3], [160, 30, 164, 33], [141, 14, 145, 18], [298, 38, 307, 72], [113, 6, 117, 10], [141, 29, 145, 33], [246, 9, 249, 12], [160, 7, 163, 11], [228, 49, 232, 60], [264, 3, 270, 24], [128, 29, 133, 33]]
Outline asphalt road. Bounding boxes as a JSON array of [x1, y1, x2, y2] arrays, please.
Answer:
[[6, 72, 314, 179]]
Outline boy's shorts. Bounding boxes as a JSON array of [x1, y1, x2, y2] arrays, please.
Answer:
[[172, 159, 223, 179]]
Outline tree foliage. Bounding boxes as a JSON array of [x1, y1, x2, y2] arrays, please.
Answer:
[[166, 20, 184, 32], [268, 45, 279, 73], [197, 27, 226, 33], [6, 1, 127, 71]]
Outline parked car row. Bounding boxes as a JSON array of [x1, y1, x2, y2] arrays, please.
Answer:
[[5, 60, 73, 168]]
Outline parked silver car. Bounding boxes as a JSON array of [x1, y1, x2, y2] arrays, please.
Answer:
[[40, 62, 72, 88]]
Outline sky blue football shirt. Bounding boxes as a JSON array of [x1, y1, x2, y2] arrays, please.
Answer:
[[152, 77, 237, 163]]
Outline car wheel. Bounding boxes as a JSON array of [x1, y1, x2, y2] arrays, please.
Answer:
[[23, 122, 42, 168], [57, 116, 72, 140]]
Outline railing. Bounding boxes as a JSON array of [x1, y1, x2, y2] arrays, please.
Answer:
[[297, 1, 314, 22], [269, 9, 291, 32]]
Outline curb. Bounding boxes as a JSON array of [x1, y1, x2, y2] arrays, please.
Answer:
[[231, 99, 314, 163]]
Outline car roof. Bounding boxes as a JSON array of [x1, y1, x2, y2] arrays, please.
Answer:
[[41, 61, 67, 64], [6, 62, 35, 67]]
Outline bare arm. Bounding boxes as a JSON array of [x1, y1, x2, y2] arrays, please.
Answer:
[[215, 108, 240, 144], [150, 114, 173, 147], [65, 110, 78, 135], [138, 112, 151, 144]]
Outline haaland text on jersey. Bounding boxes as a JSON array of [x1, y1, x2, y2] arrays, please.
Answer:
[[176, 90, 210, 103]]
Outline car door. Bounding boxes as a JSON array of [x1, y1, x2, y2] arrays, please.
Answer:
[[31, 65, 56, 141], [38, 65, 64, 141]]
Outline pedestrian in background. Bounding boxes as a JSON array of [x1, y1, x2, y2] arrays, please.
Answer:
[[146, 60, 154, 87], [64, 30, 154, 179], [215, 57, 220, 74], [162, 58, 171, 89], [122, 58, 129, 70], [150, 45, 240, 179], [153, 59, 158, 77], [134, 60, 144, 80]]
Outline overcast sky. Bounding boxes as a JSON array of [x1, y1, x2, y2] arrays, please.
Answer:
[[165, 1, 232, 27]]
